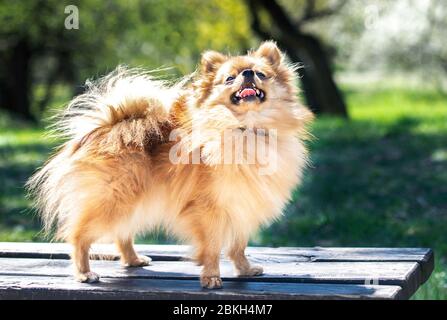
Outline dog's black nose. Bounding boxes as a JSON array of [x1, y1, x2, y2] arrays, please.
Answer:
[[242, 69, 254, 78]]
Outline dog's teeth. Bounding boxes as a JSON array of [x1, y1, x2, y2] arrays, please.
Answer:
[[256, 89, 260, 95]]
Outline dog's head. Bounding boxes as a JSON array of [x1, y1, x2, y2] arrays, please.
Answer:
[[192, 41, 311, 131]]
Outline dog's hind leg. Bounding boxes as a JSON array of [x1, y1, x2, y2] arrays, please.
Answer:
[[115, 237, 151, 267], [70, 228, 99, 283], [227, 236, 263, 277], [68, 203, 112, 283]]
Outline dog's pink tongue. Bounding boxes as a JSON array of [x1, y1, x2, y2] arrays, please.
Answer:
[[240, 88, 256, 98]]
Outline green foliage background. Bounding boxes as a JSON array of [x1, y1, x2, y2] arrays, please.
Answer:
[[0, 0, 446, 299]]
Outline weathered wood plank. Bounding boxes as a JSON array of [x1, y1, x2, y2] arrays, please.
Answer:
[[0, 242, 185, 261], [0, 257, 421, 298], [291, 247, 434, 285], [0, 243, 432, 299], [0, 242, 433, 263], [0, 242, 434, 284], [0, 275, 404, 300]]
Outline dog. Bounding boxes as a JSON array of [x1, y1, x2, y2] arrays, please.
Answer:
[[26, 41, 313, 288]]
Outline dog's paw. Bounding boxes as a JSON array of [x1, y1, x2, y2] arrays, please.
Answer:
[[237, 265, 264, 277], [200, 276, 223, 289], [123, 255, 152, 268], [76, 271, 100, 283]]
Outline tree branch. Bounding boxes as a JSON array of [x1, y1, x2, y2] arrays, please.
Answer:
[[246, 0, 273, 40], [298, 0, 348, 25], [303, 0, 316, 20], [249, 0, 347, 32], [249, 0, 301, 36]]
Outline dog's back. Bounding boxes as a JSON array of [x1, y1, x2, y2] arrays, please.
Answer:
[[26, 67, 179, 239], [26, 42, 312, 288]]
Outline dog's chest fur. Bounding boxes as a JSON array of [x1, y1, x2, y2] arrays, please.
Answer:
[[210, 136, 307, 234]]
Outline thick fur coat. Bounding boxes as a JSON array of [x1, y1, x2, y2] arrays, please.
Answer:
[[27, 42, 313, 288]]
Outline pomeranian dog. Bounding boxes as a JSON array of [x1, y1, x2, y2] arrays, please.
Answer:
[[26, 41, 313, 289]]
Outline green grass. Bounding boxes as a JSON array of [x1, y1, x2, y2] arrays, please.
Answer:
[[0, 115, 51, 242], [260, 87, 447, 300], [0, 86, 446, 299]]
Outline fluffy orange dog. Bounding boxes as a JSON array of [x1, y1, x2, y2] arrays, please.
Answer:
[[27, 41, 313, 288]]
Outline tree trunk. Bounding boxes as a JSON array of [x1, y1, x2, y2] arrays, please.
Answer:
[[0, 37, 35, 121], [247, 0, 348, 117], [277, 33, 348, 117]]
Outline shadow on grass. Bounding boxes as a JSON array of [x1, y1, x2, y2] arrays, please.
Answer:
[[2, 116, 447, 252], [262, 116, 447, 256], [0, 141, 176, 244], [0, 142, 55, 240]]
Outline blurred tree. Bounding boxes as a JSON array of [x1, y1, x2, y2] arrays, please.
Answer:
[[246, 0, 348, 117], [0, 0, 84, 121], [0, 0, 251, 121], [347, 0, 447, 88], [308, 0, 447, 91]]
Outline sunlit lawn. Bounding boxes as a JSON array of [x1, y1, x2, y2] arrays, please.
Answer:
[[262, 86, 447, 300], [0, 85, 446, 299]]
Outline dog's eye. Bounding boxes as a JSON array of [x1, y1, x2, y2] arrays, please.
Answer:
[[225, 76, 235, 84], [256, 72, 266, 79]]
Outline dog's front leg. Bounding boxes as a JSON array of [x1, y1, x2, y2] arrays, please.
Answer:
[[197, 245, 222, 289], [190, 218, 224, 289]]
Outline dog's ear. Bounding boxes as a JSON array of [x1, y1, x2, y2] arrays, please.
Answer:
[[255, 41, 282, 69], [200, 51, 227, 74]]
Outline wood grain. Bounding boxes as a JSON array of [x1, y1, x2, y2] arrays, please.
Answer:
[[0, 275, 404, 300], [0, 257, 421, 298], [0, 242, 434, 300]]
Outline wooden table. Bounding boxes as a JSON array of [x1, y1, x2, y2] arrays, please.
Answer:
[[0, 242, 433, 300]]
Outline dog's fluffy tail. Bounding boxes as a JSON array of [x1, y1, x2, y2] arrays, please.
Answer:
[[26, 66, 179, 236], [52, 65, 177, 144]]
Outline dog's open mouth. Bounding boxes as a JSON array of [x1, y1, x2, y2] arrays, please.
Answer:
[[231, 83, 265, 104]]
